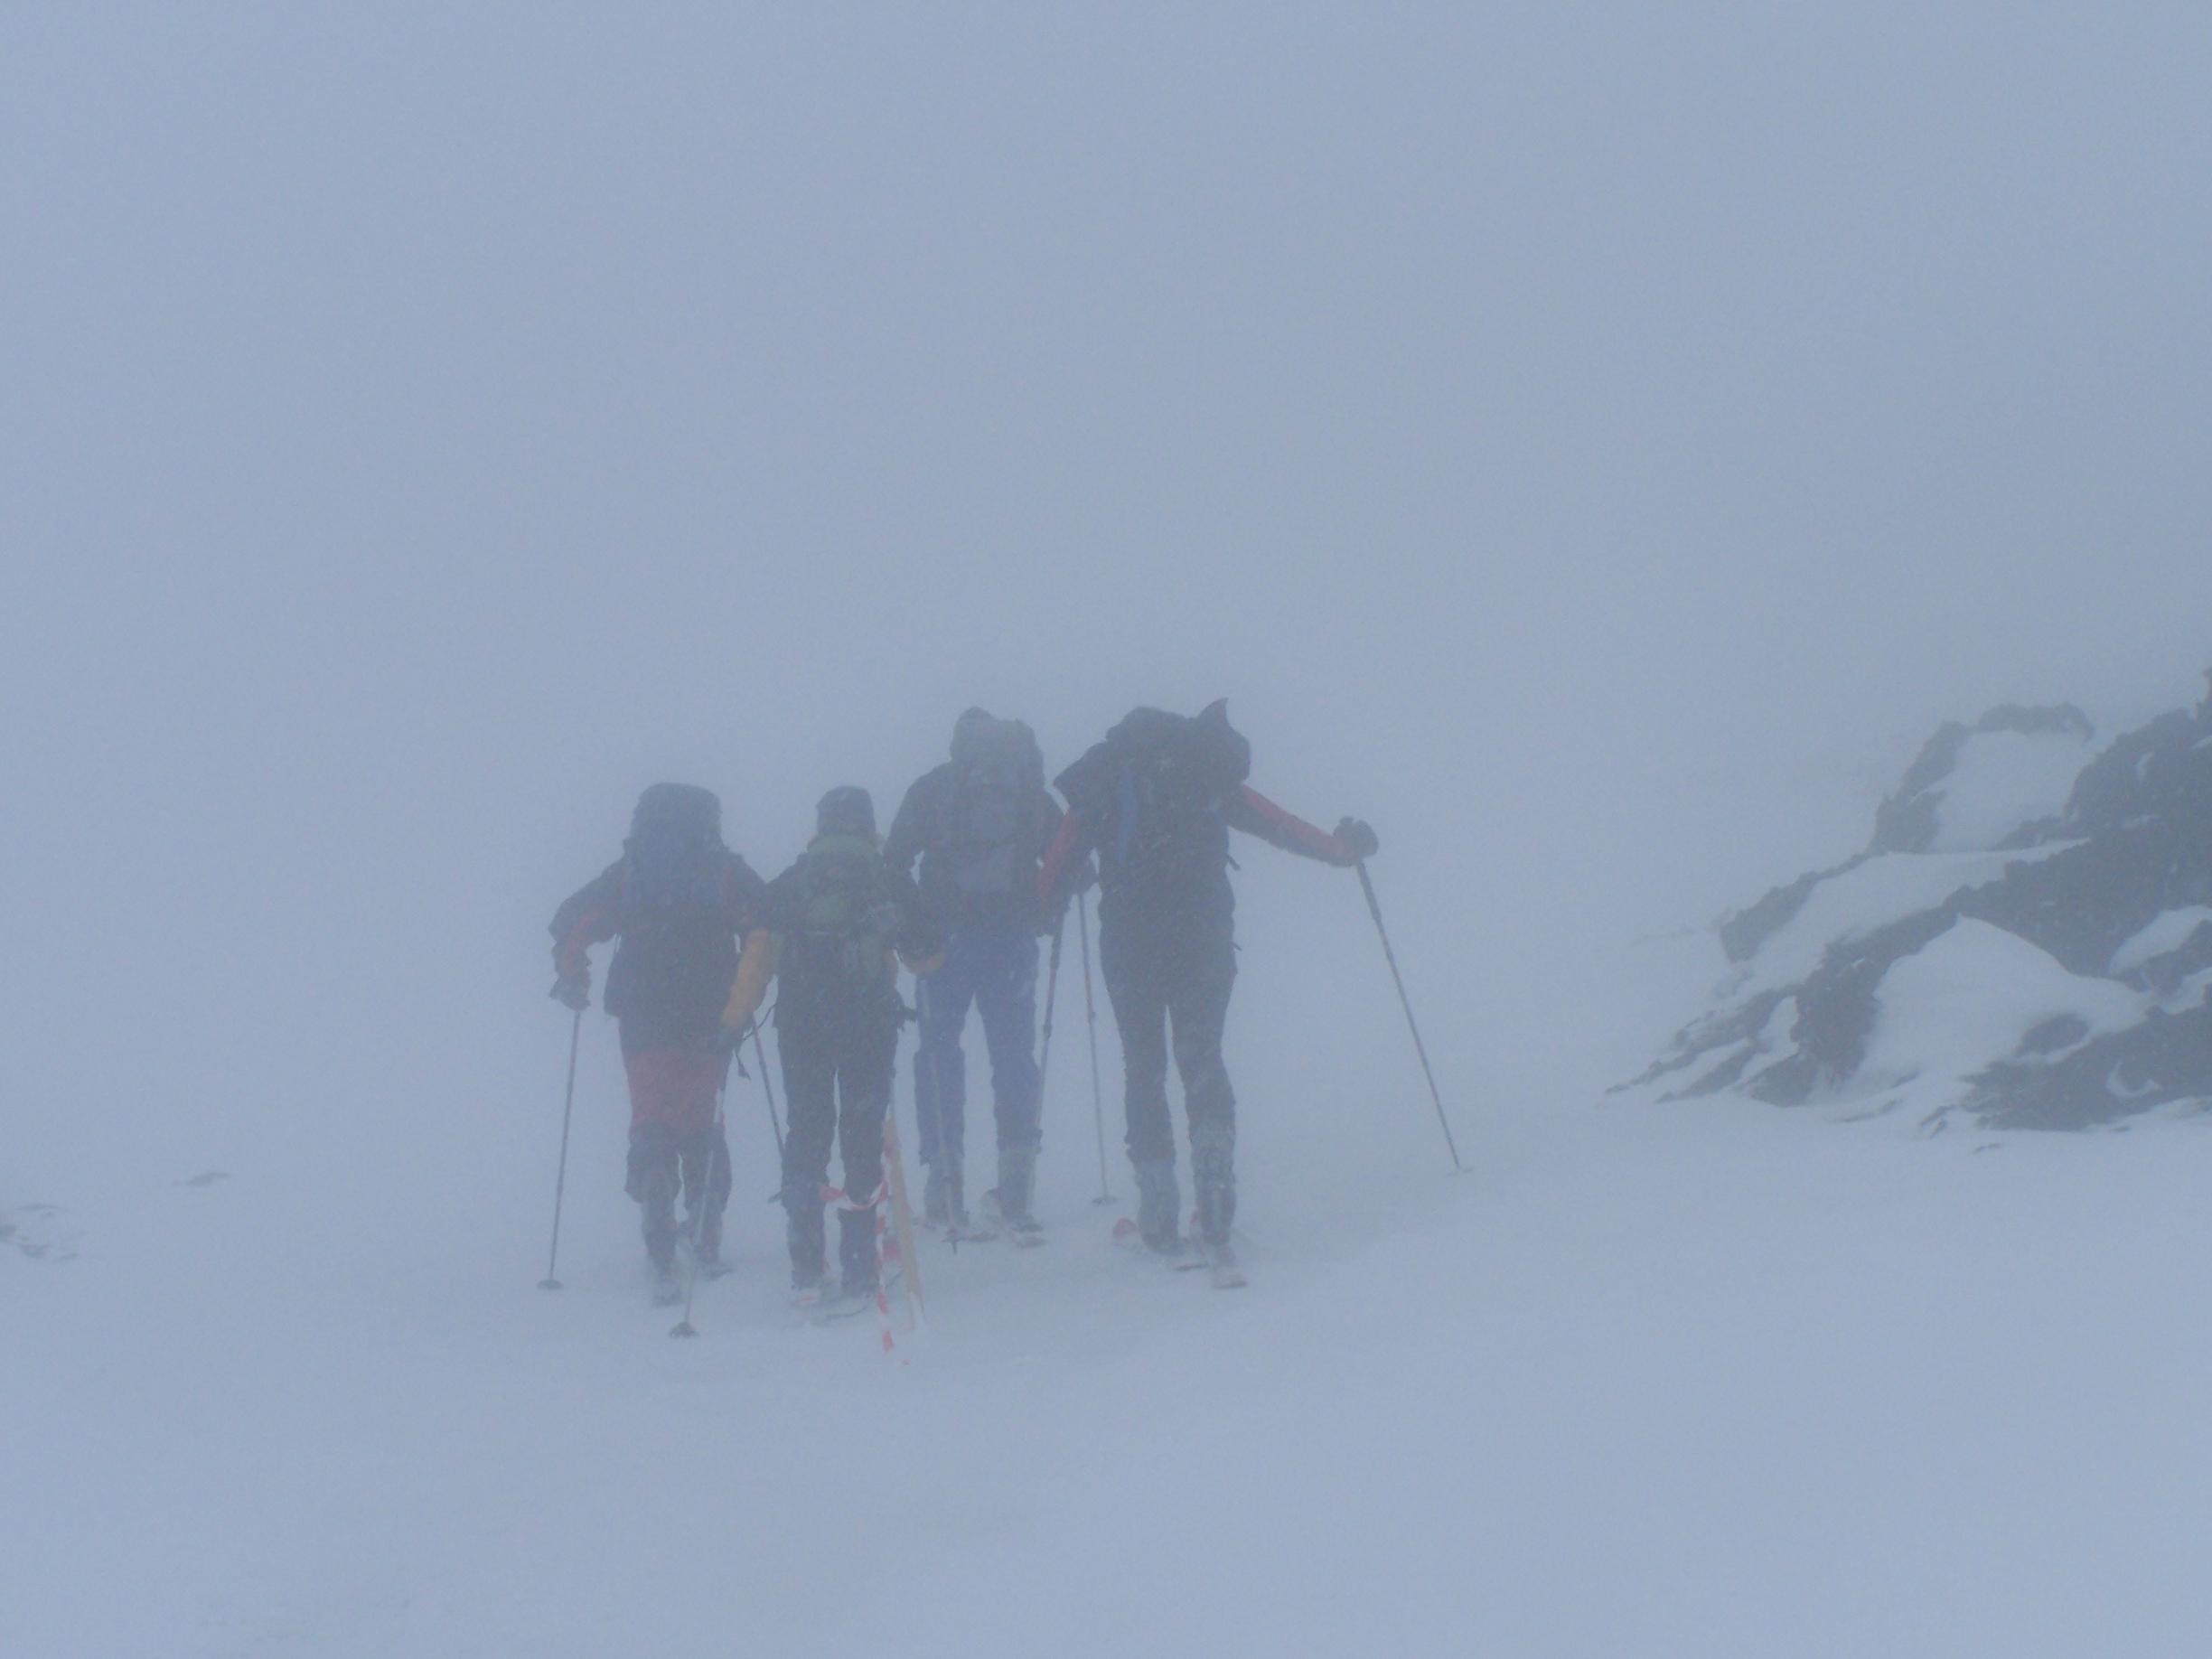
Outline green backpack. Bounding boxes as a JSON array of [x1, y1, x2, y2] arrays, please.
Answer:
[[792, 833, 899, 991]]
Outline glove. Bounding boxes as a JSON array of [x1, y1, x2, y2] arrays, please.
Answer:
[[711, 1023, 752, 1073], [1334, 817, 1379, 862], [899, 949, 946, 976], [550, 973, 590, 1012]]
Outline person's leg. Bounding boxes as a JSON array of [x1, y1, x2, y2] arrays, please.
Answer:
[[834, 1019, 897, 1294], [973, 926, 1043, 1219], [668, 1045, 733, 1261], [619, 1026, 693, 1272], [777, 1026, 838, 1289], [912, 933, 979, 1217], [1100, 922, 1176, 1246], [624, 1122, 681, 1271], [1167, 926, 1240, 1249], [684, 1121, 734, 1264]]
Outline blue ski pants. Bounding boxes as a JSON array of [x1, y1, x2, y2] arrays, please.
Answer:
[[913, 923, 1042, 1170]]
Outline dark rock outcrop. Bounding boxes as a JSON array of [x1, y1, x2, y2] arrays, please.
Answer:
[[1630, 686, 2212, 1130]]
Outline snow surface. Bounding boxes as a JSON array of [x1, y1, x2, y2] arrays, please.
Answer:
[[1853, 919, 2143, 1120], [2108, 906, 2212, 977], [12, 1083, 2212, 1657], [1922, 728, 2090, 852], [1732, 848, 2062, 998]]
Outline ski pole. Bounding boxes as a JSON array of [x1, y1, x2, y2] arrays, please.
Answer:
[[752, 1017, 785, 1204], [1354, 859, 1465, 1174], [539, 1008, 583, 1290], [1036, 909, 1065, 1143], [1078, 890, 1113, 1204], [670, 1075, 731, 1339]]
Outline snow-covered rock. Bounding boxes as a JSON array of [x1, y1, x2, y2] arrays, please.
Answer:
[[1628, 686, 2212, 1130], [1868, 704, 2094, 856]]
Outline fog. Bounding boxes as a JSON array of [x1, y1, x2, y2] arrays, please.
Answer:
[[5, 12, 2211, 1643], [6, 1, 2207, 1196]]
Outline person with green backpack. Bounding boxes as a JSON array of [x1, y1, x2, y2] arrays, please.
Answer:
[[722, 787, 941, 1308]]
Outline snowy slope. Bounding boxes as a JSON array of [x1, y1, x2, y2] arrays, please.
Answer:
[[11, 1076, 2212, 1658]]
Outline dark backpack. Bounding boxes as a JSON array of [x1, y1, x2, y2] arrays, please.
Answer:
[[620, 783, 726, 920], [605, 783, 734, 1020], [942, 717, 1045, 899], [787, 833, 899, 994], [1103, 704, 1251, 886]]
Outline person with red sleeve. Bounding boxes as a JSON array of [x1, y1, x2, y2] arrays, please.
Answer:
[[548, 783, 772, 1301], [1038, 701, 1376, 1283]]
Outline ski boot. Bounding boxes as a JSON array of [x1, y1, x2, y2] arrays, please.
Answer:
[[981, 1144, 1044, 1246], [641, 1167, 682, 1304], [1192, 1132, 1244, 1289], [942, 1167, 995, 1243], [784, 1190, 828, 1306], [922, 1164, 950, 1231], [688, 1206, 731, 1279], [1133, 1158, 1186, 1258], [805, 1210, 878, 1322]]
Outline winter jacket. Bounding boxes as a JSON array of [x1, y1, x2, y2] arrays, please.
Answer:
[[550, 850, 770, 1042], [1041, 707, 1360, 933], [885, 763, 1064, 933]]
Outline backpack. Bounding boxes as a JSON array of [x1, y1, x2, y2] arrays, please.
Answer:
[[620, 783, 726, 922], [607, 783, 732, 1018], [942, 717, 1045, 899], [787, 833, 899, 994], [1104, 703, 1251, 886]]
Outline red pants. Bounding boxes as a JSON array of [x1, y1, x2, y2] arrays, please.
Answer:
[[623, 1045, 727, 1133]]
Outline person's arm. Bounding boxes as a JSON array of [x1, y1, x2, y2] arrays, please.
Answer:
[[886, 863, 946, 974], [1036, 806, 1092, 907], [1223, 786, 1376, 867], [1033, 785, 1065, 855], [721, 931, 779, 1032], [548, 864, 622, 1003], [719, 858, 783, 1031], [882, 773, 935, 881]]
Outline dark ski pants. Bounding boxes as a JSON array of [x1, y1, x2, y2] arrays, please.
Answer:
[[618, 1021, 732, 1267], [912, 923, 1042, 1171], [1099, 919, 1238, 1237], [625, 1121, 733, 1262], [779, 1014, 897, 1289]]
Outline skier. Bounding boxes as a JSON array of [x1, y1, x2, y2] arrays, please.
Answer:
[[885, 708, 1065, 1240], [1038, 701, 1376, 1285], [548, 783, 770, 1302], [723, 787, 940, 1308]]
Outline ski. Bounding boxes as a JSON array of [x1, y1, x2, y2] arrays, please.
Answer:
[[979, 1189, 1044, 1247], [1200, 1242, 1248, 1289], [1112, 1216, 1244, 1284]]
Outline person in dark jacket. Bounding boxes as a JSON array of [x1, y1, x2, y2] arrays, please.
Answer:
[[1038, 702, 1376, 1281], [549, 783, 770, 1299], [885, 709, 1065, 1237], [724, 787, 941, 1306]]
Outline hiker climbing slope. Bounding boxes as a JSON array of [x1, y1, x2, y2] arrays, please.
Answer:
[[726, 787, 940, 1308], [1039, 702, 1376, 1285], [548, 783, 770, 1300], [886, 709, 1065, 1238]]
